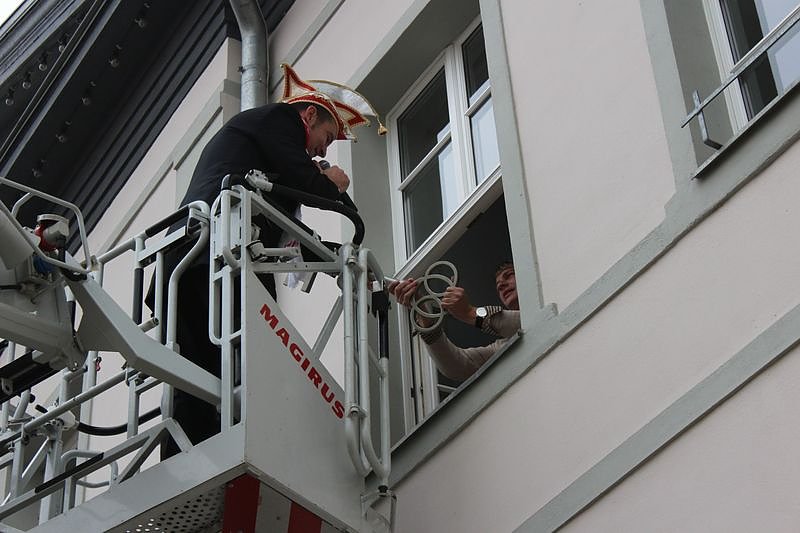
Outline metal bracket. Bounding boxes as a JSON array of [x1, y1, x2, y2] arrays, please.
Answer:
[[362, 488, 397, 533], [692, 90, 723, 150]]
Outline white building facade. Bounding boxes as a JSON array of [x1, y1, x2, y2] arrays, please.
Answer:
[[5, 0, 800, 531]]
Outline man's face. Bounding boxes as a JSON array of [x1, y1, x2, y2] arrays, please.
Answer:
[[495, 266, 518, 310], [301, 106, 339, 158]]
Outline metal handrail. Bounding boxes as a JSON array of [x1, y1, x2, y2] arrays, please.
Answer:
[[683, 3, 800, 127], [356, 247, 390, 484], [342, 243, 372, 477], [0, 176, 92, 274]]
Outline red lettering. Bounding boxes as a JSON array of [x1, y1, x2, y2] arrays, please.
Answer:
[[320, 383, 334, 403], [260, 304, 279, 329], [308, 367, 322, 388], [275, 328, 289, 347], [289, 342, 303, 362], [256, 303, 344, 420]]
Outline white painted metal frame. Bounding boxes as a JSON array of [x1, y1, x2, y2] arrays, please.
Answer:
[[0, 174, 395, 530], [0, 177, 93, 275], [212, 183, 393, 488], [0, 191, 222, 525]]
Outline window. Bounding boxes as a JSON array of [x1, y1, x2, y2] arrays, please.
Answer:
[[389, 21, 500, 263], [387, 20, 509, 424], [703, 0, 800, 132]]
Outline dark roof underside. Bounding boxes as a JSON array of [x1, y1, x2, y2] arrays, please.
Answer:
[[0, 0, 293, 248]]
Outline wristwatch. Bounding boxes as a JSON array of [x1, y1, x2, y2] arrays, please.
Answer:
[[474, 306, 488, 329]]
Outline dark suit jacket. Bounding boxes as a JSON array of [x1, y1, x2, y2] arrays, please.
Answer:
[[147, 103, 339, 310], [180, 102, 339, 221]]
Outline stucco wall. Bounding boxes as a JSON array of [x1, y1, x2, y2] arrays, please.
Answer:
[[286, 0, 417, 84], [563, 342, 800, 531], [390, 135, 800, 531], [501, 0, 676, 311]]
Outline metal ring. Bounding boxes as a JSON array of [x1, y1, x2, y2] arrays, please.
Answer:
[[407, 261, 459, 333], [410, 294, 444, 333], [411, 294, 442, 319]]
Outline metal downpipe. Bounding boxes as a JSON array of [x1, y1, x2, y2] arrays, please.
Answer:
[[229, 0, 269, 110]]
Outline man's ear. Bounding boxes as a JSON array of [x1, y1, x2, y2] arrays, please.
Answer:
[[303, 104, 318, 126]]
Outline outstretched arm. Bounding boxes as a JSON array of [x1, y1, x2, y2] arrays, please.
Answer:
[[421, 331, 508, 381]]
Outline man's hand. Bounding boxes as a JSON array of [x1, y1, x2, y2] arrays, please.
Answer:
[[387, 278, 433, 328], [387, 278, 417, 306], [441, 286, 476, 325], [322, 165, 350, 193]]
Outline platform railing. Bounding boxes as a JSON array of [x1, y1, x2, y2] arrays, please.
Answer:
[[0, 171, 394, 529]]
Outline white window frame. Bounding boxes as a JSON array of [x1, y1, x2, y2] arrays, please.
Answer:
[[387, 18, 501, 278], [387, 18, 504, 425], [703, 0, 751, 131], [702, 0, 800, 133]]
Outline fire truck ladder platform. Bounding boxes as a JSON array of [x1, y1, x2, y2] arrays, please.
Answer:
[[0, 173, 394, 532]]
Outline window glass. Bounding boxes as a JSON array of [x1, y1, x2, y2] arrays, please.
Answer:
[[463, 25, 489, 100], [721, 0, 800, 117], [392, 23, 501, 257], [398, 70, 450, 178], [471, 99, 500, 183], [403, 142, 456, 252], [763, 0, 800, 90]]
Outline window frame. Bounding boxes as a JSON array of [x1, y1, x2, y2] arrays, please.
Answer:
[[703, 0, 751, 131], [387, 17, 504, 427], [697, 0, 800, 139], [387, 18, 501, 278]]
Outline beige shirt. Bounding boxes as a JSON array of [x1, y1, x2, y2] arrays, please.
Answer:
[[420, 308, 520, 381]]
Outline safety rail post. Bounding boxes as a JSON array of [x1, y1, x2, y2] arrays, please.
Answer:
[[60, 449, 119, 512], [128, 234, 144, 439], [0, 340, 15, 508], [211, 188, 243, 431], [342, 243, 371, 478], [0, 341, 17, 432], [126, 369, 141, 439], [76, 265, 101, 506], [356, 248, 390, 487]]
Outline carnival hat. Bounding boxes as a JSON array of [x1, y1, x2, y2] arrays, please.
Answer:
[[281, 63, 387, 141]]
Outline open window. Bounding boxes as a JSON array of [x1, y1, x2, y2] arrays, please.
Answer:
[[384, 19, 510, 425], [714, 0, 800, 121], [388, 20, 500, 267], [405, 197, 511, 420], [687, 0, 800, 148]]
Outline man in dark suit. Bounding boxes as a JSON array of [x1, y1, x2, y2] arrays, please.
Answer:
[[155, 64, 384, 457]]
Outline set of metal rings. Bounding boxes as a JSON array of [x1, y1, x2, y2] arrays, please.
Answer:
[[409, 261, 458, 333]]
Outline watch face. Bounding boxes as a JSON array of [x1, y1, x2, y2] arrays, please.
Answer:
[[476, 306, 488, 318]]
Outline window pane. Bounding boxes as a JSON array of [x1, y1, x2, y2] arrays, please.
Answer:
[[763, 1, 800, 91], [721, 0, 800, 117], [404, 142, 457, 253], [398, 70, 450, 178], [471, 98, 500, 183], [463, 25, 489, 100]]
